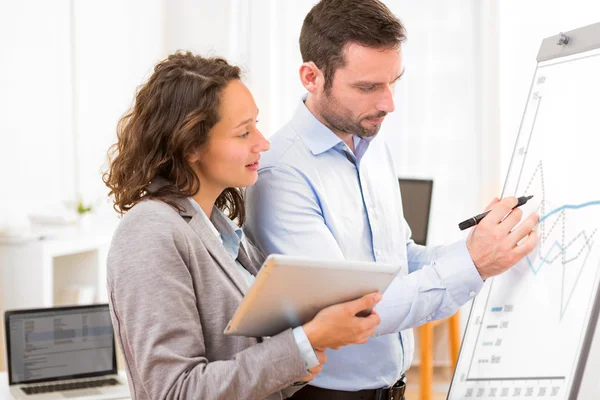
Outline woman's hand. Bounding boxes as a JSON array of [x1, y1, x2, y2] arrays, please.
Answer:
[[302, 292, 382, 351], [300, 349, 327, 382]]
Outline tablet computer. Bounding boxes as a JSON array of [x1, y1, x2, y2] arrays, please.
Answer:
[[224, 254, 400, 337]]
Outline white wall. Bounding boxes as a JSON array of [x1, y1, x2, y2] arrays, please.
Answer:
[[0, 0, 166, 232], [385, 1, 484, 247], [164, 0, 232, 56], [164, 0, 314, 140], [73, 0, 166, 216], [0, 0, 73, 230]]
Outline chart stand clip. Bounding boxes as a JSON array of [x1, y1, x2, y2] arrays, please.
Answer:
[[557, 32, 570, 46]]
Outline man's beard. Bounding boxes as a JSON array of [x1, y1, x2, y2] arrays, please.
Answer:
[[319, 91, 386, 138]]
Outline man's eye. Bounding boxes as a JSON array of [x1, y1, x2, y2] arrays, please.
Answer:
[[360, 86, 377, 92], [240, 132, 250, 138]]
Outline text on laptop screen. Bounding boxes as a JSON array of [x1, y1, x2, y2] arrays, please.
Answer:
[[8, 306, 114, 384]]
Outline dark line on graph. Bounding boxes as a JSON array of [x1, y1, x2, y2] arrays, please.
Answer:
[[523, 161, 543, 199], [529, 233, 595, 271], [564, 232, 595, 263]]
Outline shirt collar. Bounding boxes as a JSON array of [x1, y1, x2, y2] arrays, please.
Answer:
[[189, 198, 220, 238], [188, 197, 243, 250], [353, 134, 375, 162], [291, 94, 375, 163], [290, 94, 344, 156]]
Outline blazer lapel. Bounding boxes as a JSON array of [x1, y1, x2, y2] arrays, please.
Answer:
[[237, 242, 259, 276], [181, 200, 249, 297], [146, 180, 251, 297]]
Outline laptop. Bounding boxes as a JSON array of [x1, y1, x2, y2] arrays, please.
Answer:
[[4, 304, 130, 400]]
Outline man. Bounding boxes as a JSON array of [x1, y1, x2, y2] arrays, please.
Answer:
[[244, 0, 540, 399]]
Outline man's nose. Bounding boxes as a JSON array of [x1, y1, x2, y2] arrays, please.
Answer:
[[376, 85, 395, 113]]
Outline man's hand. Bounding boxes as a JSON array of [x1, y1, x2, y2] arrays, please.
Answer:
[[466, 196, 540, 280]]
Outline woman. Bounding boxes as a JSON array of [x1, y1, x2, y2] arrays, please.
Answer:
[[103, 51, 382, 400]]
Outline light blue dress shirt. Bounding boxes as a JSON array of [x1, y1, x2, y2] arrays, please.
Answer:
[[244, 96, 484, 391], [187, 198, 319, 371]]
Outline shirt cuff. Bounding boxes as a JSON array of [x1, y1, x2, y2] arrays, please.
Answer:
[[433, 239, 484, 306], [292, 326, 320, 370]]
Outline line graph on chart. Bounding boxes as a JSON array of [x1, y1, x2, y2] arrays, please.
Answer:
[[517, 161, 600, 318]]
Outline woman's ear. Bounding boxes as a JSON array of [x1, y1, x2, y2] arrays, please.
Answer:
[[186, 149, 201, 164], [299, 61, 323, 94]]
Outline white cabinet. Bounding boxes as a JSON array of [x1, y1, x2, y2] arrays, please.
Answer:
[[0, 233, 112, 370]]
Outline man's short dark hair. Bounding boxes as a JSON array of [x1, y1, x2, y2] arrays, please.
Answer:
[[300, 0, 406, 91]]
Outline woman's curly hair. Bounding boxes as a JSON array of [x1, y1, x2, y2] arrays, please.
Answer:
[[103, 51, 246, 224]]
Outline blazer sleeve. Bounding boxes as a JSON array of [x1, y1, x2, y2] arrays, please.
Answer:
[[107, 212, 307, 400]]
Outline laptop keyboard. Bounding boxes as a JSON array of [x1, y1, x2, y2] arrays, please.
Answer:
[[21, 378, 120, 395]]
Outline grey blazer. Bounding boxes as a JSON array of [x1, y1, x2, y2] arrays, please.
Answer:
[[107, 194, 307, 400]]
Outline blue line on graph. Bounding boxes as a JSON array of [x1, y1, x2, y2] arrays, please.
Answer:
[[539, 201, 600, 224], [491, 307, 503, 312], [526, 200, 600, 274], [526, 241, 563, 274], [523, 200, 600, 318]]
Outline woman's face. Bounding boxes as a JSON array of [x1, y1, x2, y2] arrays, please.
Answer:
[[192, 79, 270, 192]]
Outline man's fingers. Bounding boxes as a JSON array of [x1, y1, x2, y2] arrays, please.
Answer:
[[347, 292, 382, 314], [484, 196, 519, 225], [498, 207, 523, 234], [513, 229, 539, 258], [508, 213, 539, 248], [485, 197, 500, 209]]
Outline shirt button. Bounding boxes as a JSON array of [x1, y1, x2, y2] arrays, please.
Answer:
[[426, 316, 432, 321], [469, 291, 476, 297], [374, 250, 382, 257]]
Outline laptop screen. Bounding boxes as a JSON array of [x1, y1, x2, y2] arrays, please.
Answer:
[[5, 304, 117, 385], [398, 178, 433, 246]]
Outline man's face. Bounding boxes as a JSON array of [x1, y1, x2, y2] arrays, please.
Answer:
[[315, 43, 403, 138]]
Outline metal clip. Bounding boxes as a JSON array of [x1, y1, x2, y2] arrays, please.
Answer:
[[557, 32, 570, 46]]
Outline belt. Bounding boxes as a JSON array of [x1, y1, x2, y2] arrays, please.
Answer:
[[289, 375, 406, 400]]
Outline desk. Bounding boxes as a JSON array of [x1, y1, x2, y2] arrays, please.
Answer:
[[0, 372, 130, 400]]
